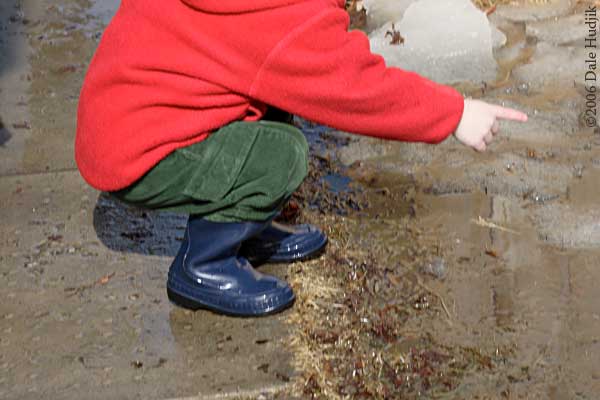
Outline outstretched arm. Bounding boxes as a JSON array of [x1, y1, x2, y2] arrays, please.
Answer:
[[250, 7, 464, 144]]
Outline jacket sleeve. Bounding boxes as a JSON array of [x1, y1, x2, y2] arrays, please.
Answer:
[[249, 7, 464, 143]]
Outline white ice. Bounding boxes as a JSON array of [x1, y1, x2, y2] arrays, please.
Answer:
[[361, 0, 417, 31], [367, 0, 497, 84]]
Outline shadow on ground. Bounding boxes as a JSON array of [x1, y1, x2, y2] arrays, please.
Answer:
[[0, 2, 18, 78], [92, 192, 186, 257], [0, 1, 20, 148], [0, 116, 10, 146]]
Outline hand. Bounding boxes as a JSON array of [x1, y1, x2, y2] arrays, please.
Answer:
[[454, 99, 528, 152]]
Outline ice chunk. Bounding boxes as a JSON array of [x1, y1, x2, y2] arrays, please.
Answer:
[[362, 0, 417, 30], [512, 42, 586, 90], [368, 0, 497, 84], [495, 0, 573, 22], [526, 14, 587, 46], [533, 204, 600, 249]]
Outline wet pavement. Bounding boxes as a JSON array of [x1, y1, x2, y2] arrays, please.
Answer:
[[0, 172, 295, 399], [0, 1, 294, 399], [2, 0, 600, 399], [326, 0, 600, 397]]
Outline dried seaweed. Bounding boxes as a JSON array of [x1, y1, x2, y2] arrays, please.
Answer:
[[280, 121, 509, 399]]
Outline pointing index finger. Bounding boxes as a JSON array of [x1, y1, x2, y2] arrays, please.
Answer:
[[492, 105, 528, 122]]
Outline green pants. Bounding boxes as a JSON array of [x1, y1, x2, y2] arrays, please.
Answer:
[[112, 120, 309, 223]]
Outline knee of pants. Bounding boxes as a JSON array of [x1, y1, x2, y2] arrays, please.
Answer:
[[282, 128, 309, 192], [287, 127, 309, 175], [259, 124, 309, 198]]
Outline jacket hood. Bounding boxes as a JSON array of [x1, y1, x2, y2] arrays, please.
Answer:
[[181, 0, 344, 14]]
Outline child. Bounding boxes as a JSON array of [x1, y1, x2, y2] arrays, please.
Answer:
[[75, 0, 527, 317]]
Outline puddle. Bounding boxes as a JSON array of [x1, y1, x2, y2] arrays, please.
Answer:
[[323, 173, 352, 193], [87, 0, 120, 27], [286, 66, 600, 397], [299, 182, 600, 398]]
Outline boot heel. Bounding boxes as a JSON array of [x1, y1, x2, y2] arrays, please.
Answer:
[[167, 287, 203, 311]]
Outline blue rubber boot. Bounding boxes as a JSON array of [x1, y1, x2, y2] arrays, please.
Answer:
[[166, 216, 295, 316], [240, 221, 328, 264]]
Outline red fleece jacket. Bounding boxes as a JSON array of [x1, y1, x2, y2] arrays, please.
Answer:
[[76, 0, 465, 191]]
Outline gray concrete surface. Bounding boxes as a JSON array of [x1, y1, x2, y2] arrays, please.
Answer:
[[3, 0, 600, 398], [0, 172, 295, 400], [0, 1, 294, 399]]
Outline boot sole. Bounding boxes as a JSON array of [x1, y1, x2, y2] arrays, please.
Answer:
[[166, 261, 295, 317], [166, 287, 295, 317]]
